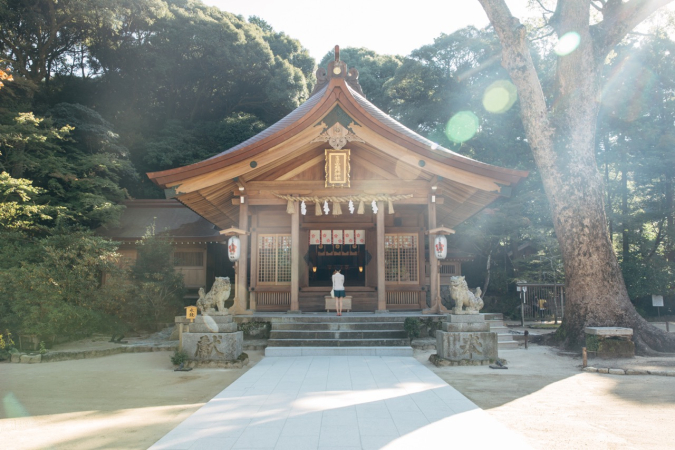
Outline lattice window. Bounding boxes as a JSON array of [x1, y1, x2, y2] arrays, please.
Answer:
[[384, 234, 418, 283], [440, 263, 457, 275], [173, 251, 204, 267], [258, 234, 292, 285]]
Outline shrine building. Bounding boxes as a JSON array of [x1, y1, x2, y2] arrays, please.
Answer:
[[147, 48, 527, 314]]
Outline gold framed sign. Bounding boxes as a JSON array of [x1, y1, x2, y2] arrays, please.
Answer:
[[325, 149, 350, 188]]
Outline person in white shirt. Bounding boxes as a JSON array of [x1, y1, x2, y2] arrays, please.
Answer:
[[332, 269, 346, 316]]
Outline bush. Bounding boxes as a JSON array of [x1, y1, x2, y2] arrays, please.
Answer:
[[171, 349, 189, 366], [128, 224, 185, 328], [0, 330, 16, 361], [403, 317, 421, 339], [0, 231, 130, 339]]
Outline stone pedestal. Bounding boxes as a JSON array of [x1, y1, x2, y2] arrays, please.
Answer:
[[585, 327, 635, 358], [182, 315, 243, 364], [432, 314, 498, 366]]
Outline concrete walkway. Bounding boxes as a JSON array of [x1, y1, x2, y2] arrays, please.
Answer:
[[150, 356, 532, 450]]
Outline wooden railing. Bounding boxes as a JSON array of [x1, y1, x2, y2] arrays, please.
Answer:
[[386, 291, 423, 306], [255, 291, 291, 307]]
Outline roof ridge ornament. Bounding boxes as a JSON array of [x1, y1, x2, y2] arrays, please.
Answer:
[[310, 121, 365, 150], [309, 44, 365, 98]]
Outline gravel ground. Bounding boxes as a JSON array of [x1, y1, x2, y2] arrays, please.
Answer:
[[2, 336, 674, 449]]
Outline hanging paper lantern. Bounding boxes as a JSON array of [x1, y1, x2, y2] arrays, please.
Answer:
[[434, 235, 447, 260], [228, 236, 241, 261]]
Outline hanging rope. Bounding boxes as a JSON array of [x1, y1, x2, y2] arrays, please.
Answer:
[[275, 193, 413, 204], [276, 193, 413, 215]]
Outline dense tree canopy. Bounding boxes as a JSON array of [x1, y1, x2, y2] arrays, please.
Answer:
[[1, 0, 673, 347], [319, 47, 403, 113]]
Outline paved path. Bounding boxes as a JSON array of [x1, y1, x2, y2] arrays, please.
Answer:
[[150, 356, 532, 450]]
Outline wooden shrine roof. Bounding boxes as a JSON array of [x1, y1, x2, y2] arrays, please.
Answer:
[[96, 199, 224, 242], [147, 48, 528, 230]]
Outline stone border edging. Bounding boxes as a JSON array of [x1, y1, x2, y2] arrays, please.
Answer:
[[10, 344, 177, 364], [583, 366, 675, 376]]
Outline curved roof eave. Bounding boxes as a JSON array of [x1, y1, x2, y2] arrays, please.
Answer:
[[147, 84, 332, 187], [148, 77, 528, 189], [341, 84, 528, 185]]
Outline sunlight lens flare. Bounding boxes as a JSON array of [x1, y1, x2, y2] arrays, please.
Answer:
[[445, 111, 479, 143], [482, 80, 517, 113], [554, 32, 581, 56], [600, 56, 656, 122], [203, 314, 218, 332], [3, 393, 31, 418]]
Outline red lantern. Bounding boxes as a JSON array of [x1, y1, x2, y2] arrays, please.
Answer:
[[434, 235, 447, 260], [228, 236, 241, 261]]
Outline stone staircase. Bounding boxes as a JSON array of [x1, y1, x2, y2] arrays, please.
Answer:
[[484, 313, 519, 349], [265, 315, 412, 356]]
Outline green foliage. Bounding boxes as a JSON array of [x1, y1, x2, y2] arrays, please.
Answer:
[[403, 317, 421, 339], [596, 34, 675, 307], [38, 340, 47, 354], [319, 47, 403, 113], [0, 172, 66, 232], [0, 231, 129, 338], [170, 349, 189, 366], [129, 224, 185, 326], [420, 317, 441, 337], [0, 106, 132, 229], [0, 330, 16, 361]]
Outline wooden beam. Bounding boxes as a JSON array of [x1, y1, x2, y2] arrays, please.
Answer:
[[276, 154, 325, 181], [291, 202, 300, 311], [171, 126, 319, 193], [350, 153, 398, 180], [376, 201, 387, 312], [356, 127, 503, 192]]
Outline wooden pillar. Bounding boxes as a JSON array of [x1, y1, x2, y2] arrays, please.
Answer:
[[236, 201, 250, 313], [290, 201, 300, 311], [428, 199, 439, 308], [376, 201, 387, 312]]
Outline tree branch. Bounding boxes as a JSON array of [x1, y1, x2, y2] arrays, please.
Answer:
[[535, 0, 554, 14], [593, 0, 675, 58], [476, 0, 556, 173]]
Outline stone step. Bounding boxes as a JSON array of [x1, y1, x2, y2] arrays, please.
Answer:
[[497, 333, 514, 342], [265, 346, 413, 357], [263, 315, 414, 323], [270, 330, 408, 340], [483, 313, 504, 321], [499, 340, 519, 349], [271, 322, 405, 331], [267, 338, 411, 347]]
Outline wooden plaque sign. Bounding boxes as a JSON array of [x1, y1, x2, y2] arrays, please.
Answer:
[[185, 306, 197, 322], [325, 149, 350, 188]]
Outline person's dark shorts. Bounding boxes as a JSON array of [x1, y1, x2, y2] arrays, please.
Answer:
[[334, 290, 346, 298]]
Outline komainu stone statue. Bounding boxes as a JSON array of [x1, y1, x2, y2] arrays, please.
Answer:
[[196, 277, 231, 316], [449, 276, 484, 315]]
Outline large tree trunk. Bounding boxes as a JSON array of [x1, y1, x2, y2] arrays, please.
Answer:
[[478, 0, 675, 353]]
